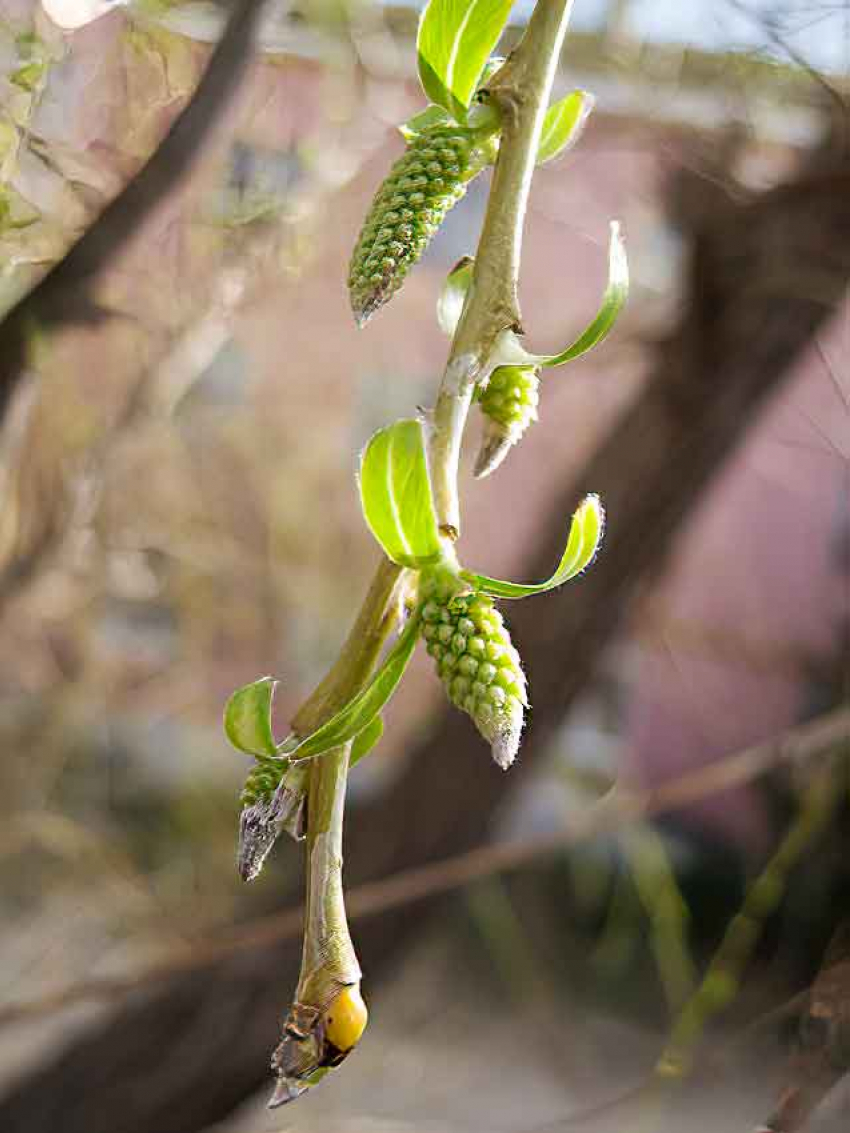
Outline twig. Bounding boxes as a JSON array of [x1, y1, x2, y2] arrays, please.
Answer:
[[429, 0, 575, 536], [257, 0, 585, 1095], [1, 705, 845, 1028]]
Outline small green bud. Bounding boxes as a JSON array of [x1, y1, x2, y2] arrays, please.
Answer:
[[418, 573, 526, 769], [348, 125, 499, 326], [475, 365, 540, 478]]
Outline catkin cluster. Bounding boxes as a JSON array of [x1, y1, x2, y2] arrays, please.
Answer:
[[475, 364, 540, 477], [420, 575, 526, 769], [348, 125, 498, 326]]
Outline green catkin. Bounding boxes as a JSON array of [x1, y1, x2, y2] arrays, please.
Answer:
[[419, 572, 527, 769], [241, 758, 282, 808], [475, 364, 540, 478], [348, 125, 499, 326]]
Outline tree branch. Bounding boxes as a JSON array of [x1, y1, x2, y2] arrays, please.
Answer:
[[0, 0, 269, 424], [429, 0, 575, 536]]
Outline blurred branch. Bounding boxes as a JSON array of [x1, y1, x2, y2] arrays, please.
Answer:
[[728, 0, 850, 132], [0, 0, 270, 615], [659, 760, 844, 1077], [756, 922, 850, 1132], [0, 705, 845, 1027], [0, 0, 269, 425], [1, 116, 849, 1133]]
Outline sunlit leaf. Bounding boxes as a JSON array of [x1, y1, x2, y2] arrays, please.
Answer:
[[540, 222, 628, 367], [437, 255, 474, 336], [224, 676, 282, 758], [399, 104, 454, 141], [350, 714, 384, 768], [292, 614, 421, 761], [536, 90, 594, 165], [359, 418, 442, 568], [417, 0, 515, 120], [467, 494, 604, 598]]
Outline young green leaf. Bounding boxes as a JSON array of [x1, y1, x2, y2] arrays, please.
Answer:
[[292, 614, 421, 761], [350, 714, 384, 768], [417, 0, 515, 120], [224, 676, 283, 759], [359, 418, 442, 568], [399, 104, 454, 141], [437, 255, 475, 336], [467, 494, 604, 599], [540, 222, 628, 367], [536, 90, 594, 165]]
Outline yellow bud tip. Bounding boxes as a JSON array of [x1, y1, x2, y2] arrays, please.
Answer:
[[323, 984, 368, 1053]]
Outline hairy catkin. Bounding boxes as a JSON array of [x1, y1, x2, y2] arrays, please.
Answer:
[[348, 125, 498, 326], [475, 364, 540, 478], [420, 575, 526, 769]]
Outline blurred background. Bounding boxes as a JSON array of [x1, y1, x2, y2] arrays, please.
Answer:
[[0, 1, 847, 1131]]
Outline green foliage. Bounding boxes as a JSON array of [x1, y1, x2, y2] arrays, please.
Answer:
[[538, 221, 628, 367], [436, 254, 475, 336], [467, 494, 604, 599], [227, 614, 422, 779], [417, 0, 515, 121], [359, 418, 442, 568], [224, 676, 282, 759], [293, 613, 421, 761], [536, 90, 594, 165], [350, 714, 384, 768], [438, 223, 628, 371]]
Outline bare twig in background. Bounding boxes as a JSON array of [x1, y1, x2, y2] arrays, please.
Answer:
[[659, 760, 845, 1077], [0, 0, 269, 425], [1, 92, 848, 1133], [0, 704, 845, 1028], [728, 0, 850, 134], [756, 922, 850, 1132]]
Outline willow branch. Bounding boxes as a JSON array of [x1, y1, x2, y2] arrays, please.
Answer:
[[429, 0, 575, 537]]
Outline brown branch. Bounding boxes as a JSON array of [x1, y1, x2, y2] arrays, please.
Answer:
[[756, 932, 850, 1131], [0, 0, 269, 425], [0, 119, 848, 1133], [0, 705, 845, 1030]]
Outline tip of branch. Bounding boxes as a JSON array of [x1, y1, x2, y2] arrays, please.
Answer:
[[267, 1075, 305, 1109]]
